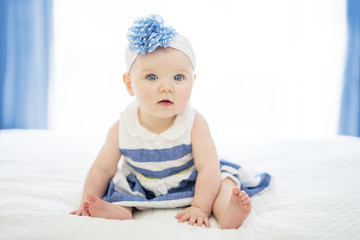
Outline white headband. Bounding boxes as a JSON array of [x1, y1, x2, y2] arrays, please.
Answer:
[[125, 33, 196, 72]]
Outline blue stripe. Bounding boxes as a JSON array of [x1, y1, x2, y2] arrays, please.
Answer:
[[126, 173, 155, 199], [128, 159, 194, 179], [103, 179, 195, 202], [220, 159, 241, 169], [241, 172, 272, 197], [104, 190, 194, 203], [121, 144, 192, 162], [219, 159, 271, 197], [168, 170, 197, 194]]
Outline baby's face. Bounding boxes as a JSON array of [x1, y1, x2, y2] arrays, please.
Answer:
[[125, 47, 195, 121]]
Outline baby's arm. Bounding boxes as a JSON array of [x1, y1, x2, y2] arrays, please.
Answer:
[[175, 113, 221, 227], [71, 121, 121, 216]]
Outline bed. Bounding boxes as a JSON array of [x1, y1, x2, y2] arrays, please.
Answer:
[[1, 129, 360, 240]]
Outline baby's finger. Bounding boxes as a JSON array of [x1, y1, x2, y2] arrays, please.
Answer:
[[179, 213, 190, 223], [175, 212, 184, 219], [196, 217, 204, 227], [204, 218, 210, 228], [188, 215, 197, 226], [70, 210, 77, 215]]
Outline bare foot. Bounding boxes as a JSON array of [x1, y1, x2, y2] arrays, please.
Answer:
[[220, 187, 252, 229], [86, 194, 133, 220], [82, 201, 91, 216]]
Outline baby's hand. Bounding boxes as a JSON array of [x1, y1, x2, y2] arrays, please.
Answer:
[[175, 206, 210, 228]]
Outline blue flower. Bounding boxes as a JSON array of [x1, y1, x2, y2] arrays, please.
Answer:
[[127, 15, 177, 56]]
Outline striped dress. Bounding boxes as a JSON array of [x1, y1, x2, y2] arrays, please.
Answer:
[[103, 101, 271, 209]]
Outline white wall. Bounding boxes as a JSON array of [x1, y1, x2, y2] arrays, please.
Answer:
[[49, 0, 347, 140]]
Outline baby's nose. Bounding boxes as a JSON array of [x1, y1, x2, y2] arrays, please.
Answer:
[[159, 80, 174, 93]]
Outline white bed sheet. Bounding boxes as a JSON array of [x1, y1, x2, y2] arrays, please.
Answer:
[[1, 130, 360, 240]]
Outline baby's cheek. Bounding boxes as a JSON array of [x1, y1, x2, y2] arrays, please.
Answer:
[[135, 87, 155, 101], [180, 86, 193, 102]]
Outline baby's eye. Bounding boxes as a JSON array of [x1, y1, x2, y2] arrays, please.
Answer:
[[146, 74, 158, 81], [174, 74, 184, 81]]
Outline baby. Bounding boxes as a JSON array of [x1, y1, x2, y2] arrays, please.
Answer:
[[71, 15, 271, 229]]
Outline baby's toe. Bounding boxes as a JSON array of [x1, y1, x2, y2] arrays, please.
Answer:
[[232, 187, 241, 195], [86, 194, 98, 203], [239, 190, 248, 198], [83, 201, 90, 209]]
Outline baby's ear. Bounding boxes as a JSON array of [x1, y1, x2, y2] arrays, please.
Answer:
[[123, 73, 134, 96]]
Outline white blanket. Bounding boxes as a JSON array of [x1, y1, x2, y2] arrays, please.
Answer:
[[1, 130, 360, 240]]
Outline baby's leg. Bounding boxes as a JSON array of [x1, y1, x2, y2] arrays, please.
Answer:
[[85, 194, 133, 220], [212, 178, 252, 229]]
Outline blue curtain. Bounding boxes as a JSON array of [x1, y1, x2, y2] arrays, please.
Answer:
[[0, 0, 52, 129], [339, 0, 360, 137]]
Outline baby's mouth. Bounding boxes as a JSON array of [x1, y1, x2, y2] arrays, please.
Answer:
[[158, 99, 173, 105]]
